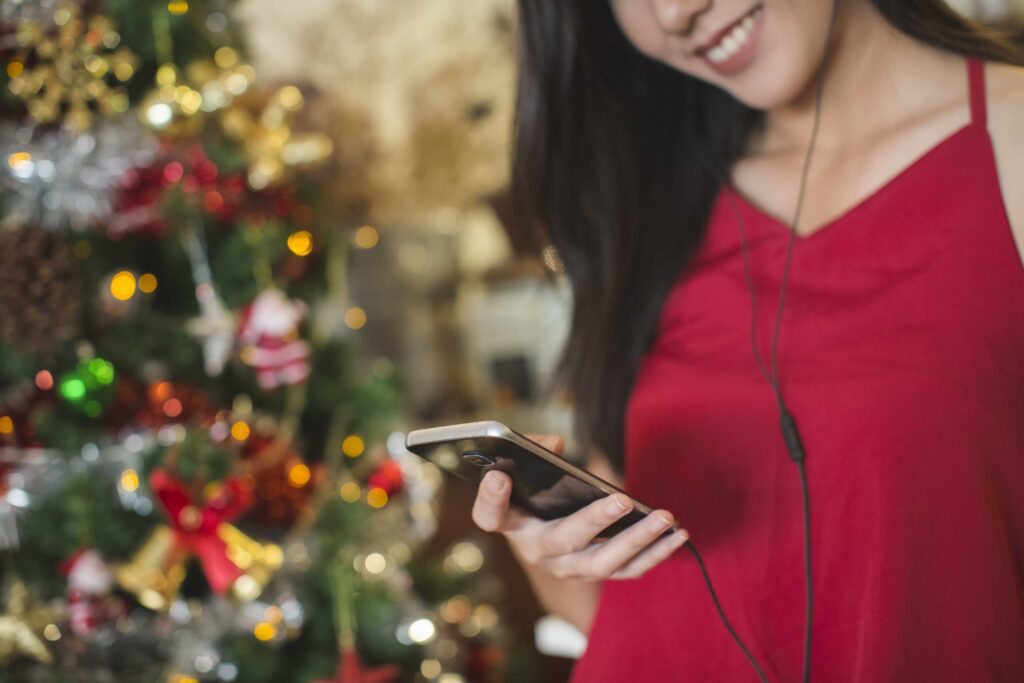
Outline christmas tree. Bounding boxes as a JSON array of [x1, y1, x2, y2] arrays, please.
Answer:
[[0, 1, 522, 681]]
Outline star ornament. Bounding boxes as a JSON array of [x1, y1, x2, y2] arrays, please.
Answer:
[[0, 579, 63, 665], [313, 646, 400, 683]]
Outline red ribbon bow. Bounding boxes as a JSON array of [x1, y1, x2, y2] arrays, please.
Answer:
[[149, 469, 253, 594]]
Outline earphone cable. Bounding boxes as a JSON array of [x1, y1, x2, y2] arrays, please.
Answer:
[[721, 3, 840, 681], [686, 542, 770, 683]]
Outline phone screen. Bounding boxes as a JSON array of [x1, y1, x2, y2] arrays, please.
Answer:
[[407, 435, 649, 536]]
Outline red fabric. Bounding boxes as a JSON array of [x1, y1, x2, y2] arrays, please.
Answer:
[[572, 57, 1024, 682]]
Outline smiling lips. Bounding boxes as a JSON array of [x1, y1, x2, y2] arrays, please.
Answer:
[[696, 5, 764, 76]]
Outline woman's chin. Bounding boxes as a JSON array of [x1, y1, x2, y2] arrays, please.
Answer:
[[715, 52, 822, 112]]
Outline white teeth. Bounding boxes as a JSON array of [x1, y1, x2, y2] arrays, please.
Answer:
[[705, 7, 759, 64], [708, 47, 727, 63]]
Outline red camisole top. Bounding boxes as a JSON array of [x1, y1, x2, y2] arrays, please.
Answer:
[[570, 57, 1024, 682]]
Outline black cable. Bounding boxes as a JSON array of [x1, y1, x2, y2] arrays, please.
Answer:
[[686, 542, 769, 683], [719, 2, 840, 681], [796, 460, 812, 681]]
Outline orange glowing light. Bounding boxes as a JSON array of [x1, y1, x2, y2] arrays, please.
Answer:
[[288, 463, 311, 488], [163, 398, 183, 418], [35, 370, 54, 390]]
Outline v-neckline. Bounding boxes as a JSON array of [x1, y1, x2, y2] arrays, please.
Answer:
[[726, 120, 978, 243]]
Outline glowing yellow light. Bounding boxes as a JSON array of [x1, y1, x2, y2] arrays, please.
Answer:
[[288, 463, 311, 488], [110, 271, 137, 301], [138, 273, 158, 293], [277, 86, 303, 110], [109, 92, 130, 113], [171, 678, 199, 683], [231, 421, 250, 441], [43, 624, 61, 641], [156, 64, 178, 87], [440, 596, 471, 624], [344, 307, 367, 330], [167, 1, 189, 15], [7, 151, 31, 169], [366, 487, 389, 509], [253, 622, 276, 641], [364, 552, 387, 574], [120, 469, 140, 492], [354, 226, 379, 249], [114, 62, 135, 81], [474, 603, 498, 629], [0, 416, 14, 435], [287, 230, 313, 256], [239, 345, 256, 365], [342, 435, 365, 458], [339, 482, 361, 502], [6, 60, 24, 79], [450, 542, 484, 573], [421, 659, 442, 679], [407, 617, 436, 644], [214, 47, 240, 69]]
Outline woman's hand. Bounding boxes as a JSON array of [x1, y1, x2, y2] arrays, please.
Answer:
[[471, 435, 689, 581]]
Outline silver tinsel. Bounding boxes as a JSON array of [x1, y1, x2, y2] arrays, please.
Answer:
[[0, 0, 58, 23], [0, 118, 157, 231]]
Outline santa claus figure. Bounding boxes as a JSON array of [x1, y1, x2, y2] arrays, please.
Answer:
[[237, 288, 311, 390], [61, 548, 116, 638]]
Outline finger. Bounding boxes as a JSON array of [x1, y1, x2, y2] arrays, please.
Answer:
[[524, 433, 565, 455], [540, 493, 634, 556], [471, 470, 514, 532], [577, 509, 679, 577], [609, 528, 689, 579]]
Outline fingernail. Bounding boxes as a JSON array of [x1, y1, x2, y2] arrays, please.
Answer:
[[673, 529, 689, 544], [654, 514, 673, 529], [606, 495, 629, 515], [486, 472, 505, 492]]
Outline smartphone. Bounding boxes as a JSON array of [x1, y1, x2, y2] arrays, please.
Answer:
[[405, 420, 669, 538]]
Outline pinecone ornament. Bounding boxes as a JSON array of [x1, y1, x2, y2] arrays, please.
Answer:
[[0, 227, 81, 355]]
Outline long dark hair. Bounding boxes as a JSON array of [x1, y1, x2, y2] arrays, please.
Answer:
[[511, 0, 1024, 472]]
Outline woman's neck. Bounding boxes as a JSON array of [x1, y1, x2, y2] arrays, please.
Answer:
[[754, 1, 966, 159]]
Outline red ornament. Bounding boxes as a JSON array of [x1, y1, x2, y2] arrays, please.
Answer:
[[367, 459, 404, 497], [110, 142, 248, 237]]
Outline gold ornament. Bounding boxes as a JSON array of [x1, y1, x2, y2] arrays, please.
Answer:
[[137, 63, 204, 138], [183, 47, 257, 113], [115, 523, 284, 611], [220, 86, 334, 190], [0, 579, 63, 665], [6, 3, 137, 130]]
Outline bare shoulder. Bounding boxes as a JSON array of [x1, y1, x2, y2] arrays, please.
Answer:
[[984, 61, 1024, 266]]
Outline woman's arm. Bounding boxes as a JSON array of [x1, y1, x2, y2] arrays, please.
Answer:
[[508, 449, 624, 634], [509, 539, 604, 634]]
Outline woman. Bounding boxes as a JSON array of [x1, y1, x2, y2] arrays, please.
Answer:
[[472, 0, 1024, 681]]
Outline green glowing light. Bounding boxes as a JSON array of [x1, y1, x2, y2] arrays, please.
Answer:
[[60, 378, 87, 402]]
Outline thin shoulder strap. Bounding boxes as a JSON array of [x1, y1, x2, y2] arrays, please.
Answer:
[[967, 56, 987, 127]]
